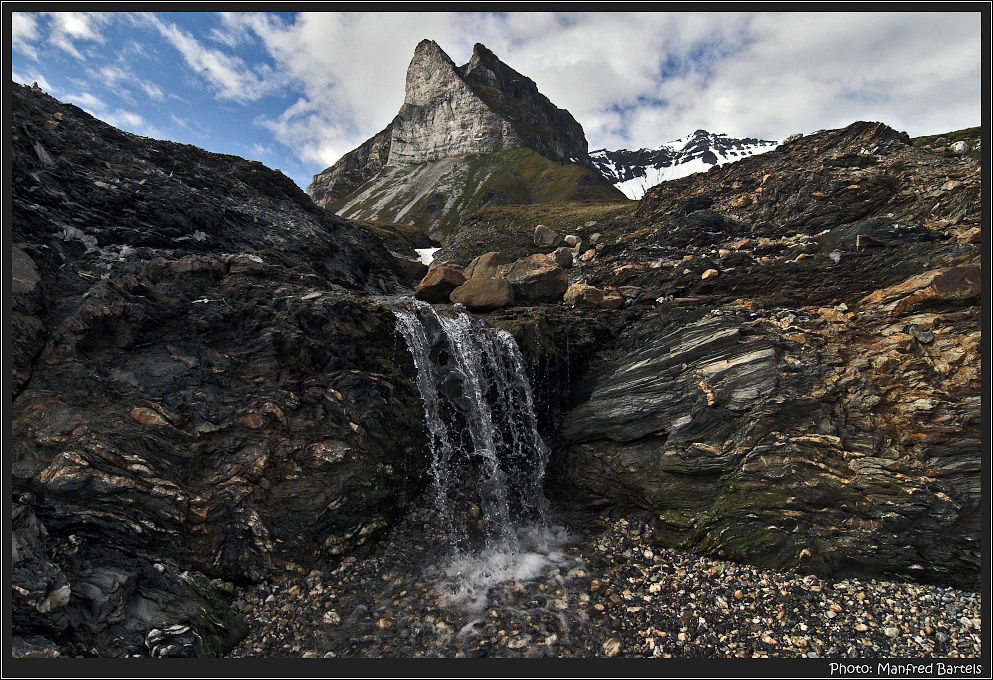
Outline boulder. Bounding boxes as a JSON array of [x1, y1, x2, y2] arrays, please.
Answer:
[[414, 262, 465, 303], [496, 254, 568, 303], [563, 283, 603, 308], [949, 141, 971, 156], [548, 247, 574, 269], [450, 278, 515, 311], [464, 251, 513, 279], [395, 254, 429, 283], [533, 224, 562, 248]]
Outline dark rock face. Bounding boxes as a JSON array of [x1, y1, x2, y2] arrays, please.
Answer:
[[537, 120, 981, 590], [460, 43, 591, 167], [10, 82, 430, 657]]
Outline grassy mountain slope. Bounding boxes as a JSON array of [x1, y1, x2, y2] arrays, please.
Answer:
[[333, 148, 626, 242]]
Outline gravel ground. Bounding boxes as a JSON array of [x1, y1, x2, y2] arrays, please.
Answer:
[[227, 504, 981, 659]]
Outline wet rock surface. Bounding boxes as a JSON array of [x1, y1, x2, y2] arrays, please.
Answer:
[[10, 82, 429, 657], [227, 508, 981, 658]]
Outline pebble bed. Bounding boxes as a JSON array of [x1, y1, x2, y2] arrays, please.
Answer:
[[227, 507, 982, 659]]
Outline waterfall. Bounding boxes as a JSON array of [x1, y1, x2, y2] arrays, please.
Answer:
[[393, 301, 568, 609]]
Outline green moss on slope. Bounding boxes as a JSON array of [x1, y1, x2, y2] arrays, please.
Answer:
[[334, 148, 626, 242]]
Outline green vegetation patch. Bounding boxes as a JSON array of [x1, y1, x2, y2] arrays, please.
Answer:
[[912, 126, 981, 148], [349, 219, 438, 255], [912, 126, 981, 159], [336, 148, 628, 243], [461, 198, 637, 235]]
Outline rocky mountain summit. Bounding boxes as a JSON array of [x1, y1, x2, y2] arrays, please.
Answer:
[[307, 40, 623, 240], [591, 129, 780, 199]]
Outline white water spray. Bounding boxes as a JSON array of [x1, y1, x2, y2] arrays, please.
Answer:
[[393, 301, 570, 610]]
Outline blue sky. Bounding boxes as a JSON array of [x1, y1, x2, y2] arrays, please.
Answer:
[[11, 11, 984, 191]]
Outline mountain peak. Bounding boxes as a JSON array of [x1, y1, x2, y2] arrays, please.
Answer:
[[591, 130, 780, 200], [309, 39, 597, 209], [306, 38, 620, 237]]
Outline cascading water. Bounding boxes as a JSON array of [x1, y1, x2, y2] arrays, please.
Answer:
[[393, 300, 570, 610]]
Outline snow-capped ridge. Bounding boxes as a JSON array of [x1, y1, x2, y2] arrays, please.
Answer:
[[591, 130, 780, 200]]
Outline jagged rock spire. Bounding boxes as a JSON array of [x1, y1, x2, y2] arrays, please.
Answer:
[[307, 39, 592, 207]]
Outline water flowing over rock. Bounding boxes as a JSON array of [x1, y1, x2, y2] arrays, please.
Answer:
[[393, 302, 552, 551], [393, 301, 576, 610]]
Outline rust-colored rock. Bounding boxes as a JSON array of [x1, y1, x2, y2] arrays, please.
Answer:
[[414, 262, 466, 303], [891, 266, 981, 315], [563, 283, 603, 308], [450, 278, 515, 311], [496, 255, 568, 303]]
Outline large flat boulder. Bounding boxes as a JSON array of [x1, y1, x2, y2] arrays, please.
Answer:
[[450, 278, 515, 311], [414, 262, 465, 302], [497, 255, 568, 303]]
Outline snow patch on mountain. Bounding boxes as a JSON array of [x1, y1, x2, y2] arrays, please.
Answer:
[[592, 130, 780, 200]]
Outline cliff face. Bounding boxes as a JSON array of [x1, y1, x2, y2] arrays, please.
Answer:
[[306, 121, 394, 208], [459, 43, 590, 167], [452, 121, 982, 590], [387, 40, 523, 165], [306, 40, 618, 238], [10, 82, 431, 657]]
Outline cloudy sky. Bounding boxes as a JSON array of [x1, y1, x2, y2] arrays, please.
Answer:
[[11, 11, 983, 190]]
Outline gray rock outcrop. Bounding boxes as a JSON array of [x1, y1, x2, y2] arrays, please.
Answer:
[[306, 40, 606, 222]]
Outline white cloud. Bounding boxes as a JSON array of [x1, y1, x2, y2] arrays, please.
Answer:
[[60, 89, 158, 136], [12, 12, 41, 60], [102, 109, 146, 128], [91, 63, 167, 103], [47, 12, 110, 59], [141, 13, 276, 102]]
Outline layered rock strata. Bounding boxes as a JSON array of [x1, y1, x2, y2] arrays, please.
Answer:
[[464, 121, 981, 590], [10, 83, 430, 657]]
